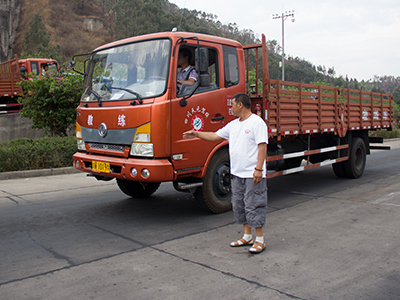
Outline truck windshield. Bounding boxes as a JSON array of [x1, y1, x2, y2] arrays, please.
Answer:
[[82, 39, 171, 103], [46, 63, 59, 75]]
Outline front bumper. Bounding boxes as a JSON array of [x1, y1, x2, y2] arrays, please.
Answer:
[[73, 152, 175, 182]]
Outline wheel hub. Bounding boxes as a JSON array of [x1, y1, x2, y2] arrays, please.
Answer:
[[214, 164, 231, 196]]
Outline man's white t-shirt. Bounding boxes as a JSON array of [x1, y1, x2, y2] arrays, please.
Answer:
[[216, 114, 268, 178]]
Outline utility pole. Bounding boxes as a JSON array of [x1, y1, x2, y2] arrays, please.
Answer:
[[272, 10, 295, 81]]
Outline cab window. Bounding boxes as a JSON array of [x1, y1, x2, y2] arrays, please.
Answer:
[[177, 46, 197, 96], [30, 62, 39, 75], [200, 48, 219, 91], [177, 46, 219, 96], [223, 46, 239, 87]]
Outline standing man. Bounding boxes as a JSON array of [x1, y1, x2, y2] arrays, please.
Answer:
[[183, 93, 268, 254]]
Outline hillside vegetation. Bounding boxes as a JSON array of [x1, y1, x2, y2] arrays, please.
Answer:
[[13, 0, 400, 103]]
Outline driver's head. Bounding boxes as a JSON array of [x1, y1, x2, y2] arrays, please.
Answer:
[[178, 48, 192, 67]]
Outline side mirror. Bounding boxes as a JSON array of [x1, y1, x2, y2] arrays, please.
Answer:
[[199, 74, 210, 87], [195, 47, 209, 74], [66, 60, 76, 71], [195, 47, 209, 87]]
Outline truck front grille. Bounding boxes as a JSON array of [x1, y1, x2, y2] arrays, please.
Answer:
[[88, 143, 125, 152]]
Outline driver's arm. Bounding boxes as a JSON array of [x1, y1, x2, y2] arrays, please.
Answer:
[[178, 78, 195, 86], [178, 69, 197, 86]]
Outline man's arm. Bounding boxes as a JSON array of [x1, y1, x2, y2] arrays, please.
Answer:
[[253, 142, 267, 184], [178, 78, 196, 85], [178, 69, 197, 86], [183, 130, 222, 141], [178, 78, 195, 85]]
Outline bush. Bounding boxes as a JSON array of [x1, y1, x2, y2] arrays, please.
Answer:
[[369, 129, 400, 139], [18, 72, 83, 137], [0, 136, 77, 172]]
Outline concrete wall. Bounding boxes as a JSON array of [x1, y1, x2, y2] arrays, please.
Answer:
[[0, 113, 47, 142]]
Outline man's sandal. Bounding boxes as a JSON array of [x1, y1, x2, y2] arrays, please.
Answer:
[[249, 241, 266, 253], [230, 238, 253, 247]]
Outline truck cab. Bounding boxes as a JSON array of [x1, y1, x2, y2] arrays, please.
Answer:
[[18, 58, 59, 77]]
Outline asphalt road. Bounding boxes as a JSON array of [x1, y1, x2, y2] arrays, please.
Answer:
[[1, 140, 400, 300]]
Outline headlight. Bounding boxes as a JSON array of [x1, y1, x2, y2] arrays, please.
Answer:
[[77, 139, 86, 151], [131, 123, 152, 156], [130, 143, 154, 157], [76, 122, 85, 150]]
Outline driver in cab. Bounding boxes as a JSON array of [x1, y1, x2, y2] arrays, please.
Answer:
[[177, 48, 198, 89]]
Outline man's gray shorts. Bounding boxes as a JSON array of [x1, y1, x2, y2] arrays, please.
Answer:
[[231, 176, 268, 228]]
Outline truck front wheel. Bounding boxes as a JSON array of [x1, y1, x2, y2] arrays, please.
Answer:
[[332, 162, 346, 178], [116, 179, 160, 198], [194, 148, 232, 213]]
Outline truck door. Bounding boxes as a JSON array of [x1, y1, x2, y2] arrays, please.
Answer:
[[171, 44, 227, 173]]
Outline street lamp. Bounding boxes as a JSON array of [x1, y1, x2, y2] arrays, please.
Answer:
[[272, 10, 295, 81]]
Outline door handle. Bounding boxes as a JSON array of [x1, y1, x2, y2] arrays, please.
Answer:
[[212, 116, 225, 121]]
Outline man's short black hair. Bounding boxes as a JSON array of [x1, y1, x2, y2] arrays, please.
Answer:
[[179, 48, 192, 63], [233, 93, 251, 109]]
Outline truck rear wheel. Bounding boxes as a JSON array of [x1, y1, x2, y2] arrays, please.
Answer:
[[332, 137, 366, 178], [116, 179, 160, 198], [343, 137, 366, 178], [194, 149, 232, 213]]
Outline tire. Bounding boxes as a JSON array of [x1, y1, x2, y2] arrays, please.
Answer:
[[194, 148, 232, 213], [332, 162, 346, 178], [343, 137, 366, 178], [116, 179, 160, 198]]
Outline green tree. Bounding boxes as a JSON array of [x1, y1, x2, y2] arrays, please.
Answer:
[[18, 73, 84, 137], [22, 13, 61, 60], [393, 86, 400, 105], [23, 13, 50, 55], [72, 0, 95, 9], [111, 0, 172, 39]]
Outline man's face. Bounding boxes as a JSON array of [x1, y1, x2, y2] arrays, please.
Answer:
[[231, 98, 242, 117], [178, 53, 187, 68]]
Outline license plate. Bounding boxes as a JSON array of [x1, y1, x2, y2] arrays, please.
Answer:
[[92, 161, 110, 173]]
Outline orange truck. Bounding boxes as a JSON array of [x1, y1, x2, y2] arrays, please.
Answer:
[[72, 31, 393, 213], [0, 55, 59, 113]]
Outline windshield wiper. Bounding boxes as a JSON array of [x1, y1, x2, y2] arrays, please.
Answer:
[[84, 85, 103, 107], [110, 87, 143, 104]]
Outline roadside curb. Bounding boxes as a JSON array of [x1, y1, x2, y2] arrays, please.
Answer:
[[0, 167, 80, 181]]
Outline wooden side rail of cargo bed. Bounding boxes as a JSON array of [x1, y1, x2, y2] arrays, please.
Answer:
[[242, 38, 393, 139], [0, 55, 23, 97], [265, 80, 393, 138]]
